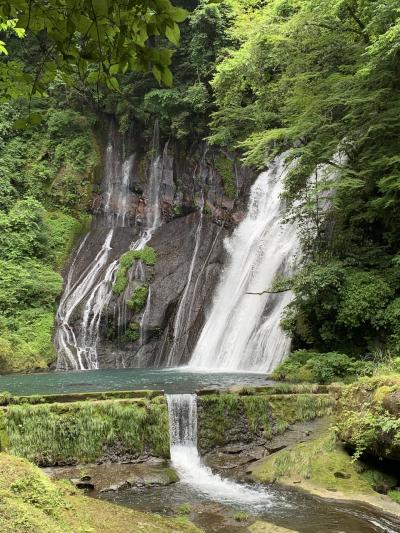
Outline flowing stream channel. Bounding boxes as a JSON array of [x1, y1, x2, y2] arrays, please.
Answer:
[[97, 392, 400, 533]]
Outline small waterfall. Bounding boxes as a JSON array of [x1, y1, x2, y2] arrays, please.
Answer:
[[55, 122, 163, 370], [166, 394, 272, 506], [188, 154, 299, 373]]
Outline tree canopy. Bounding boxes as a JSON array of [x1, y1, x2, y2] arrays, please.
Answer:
[[0, 0, 188, 123]]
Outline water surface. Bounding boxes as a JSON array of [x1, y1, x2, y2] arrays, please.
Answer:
[[0, 368, 270, 396], [100, 481, 400, 533]]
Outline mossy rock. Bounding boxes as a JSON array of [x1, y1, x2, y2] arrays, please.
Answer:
[[336, 373, 400, 461], [0, 453, 201, 533], [249, 430, 396, 497]]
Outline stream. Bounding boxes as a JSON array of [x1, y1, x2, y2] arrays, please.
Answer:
[[36, 381, 400, 533], [98, 392, 400, 533]]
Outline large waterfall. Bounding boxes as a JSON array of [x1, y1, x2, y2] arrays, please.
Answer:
[[188, 154, 299, 373], [55, 125, 162, 371], [166, 394, 272, 506]]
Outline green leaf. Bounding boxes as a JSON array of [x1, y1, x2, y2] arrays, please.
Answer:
[[165, 23, 180, 46], [161, 67, 173, 87], [152, 64, 162, 83], [92, 0, 108, 18], [169, 6, 188, 23], [106, 76, 119, 91]]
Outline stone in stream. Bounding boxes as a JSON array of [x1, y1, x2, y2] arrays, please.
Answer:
[[53, 461, 179, 494]]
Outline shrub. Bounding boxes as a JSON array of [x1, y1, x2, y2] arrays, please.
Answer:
[[123, 323, 140, 342], [272, 350, 374, 384], [178, 503, 191, 515], [113, 248, 156, 295], [233, 512, 249, 522], [127, 286, 149, 312]]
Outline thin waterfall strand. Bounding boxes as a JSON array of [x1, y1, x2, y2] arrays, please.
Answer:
[[55, 123, 162, 370], [166, 202, 204, 366]]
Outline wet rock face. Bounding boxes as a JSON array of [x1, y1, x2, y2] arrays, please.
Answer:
[[93, 144, 254, 369], [57, 134, 256, 370]]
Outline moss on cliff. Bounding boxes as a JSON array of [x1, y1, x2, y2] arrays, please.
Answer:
[[336, 373, 400, 461], [5, 397, 169, 465], [197, 392, 335, 453], [127, 285, 149, 311], [0, 453, 200, 533], [215, 155, 236, 199], [113, 248, 156, 295]]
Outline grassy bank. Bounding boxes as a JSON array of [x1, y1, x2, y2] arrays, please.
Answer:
[[2, 397, 169, 466], [0, 452, 201, 533], [249, 429, 400, 516]]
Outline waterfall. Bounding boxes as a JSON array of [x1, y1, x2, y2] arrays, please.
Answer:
[[55, 122, 163, 370], [166, 394, 272, 506], [188, 154, 299, 374]]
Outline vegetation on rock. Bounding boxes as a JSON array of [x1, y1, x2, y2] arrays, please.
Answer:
[[272, 350, 375, 384], [0, 107, 98, 374], [336, 373, 400, 461], [0, 452, 200, 533], [250, 430, 397, 499], [5, 397, 169, 465], [127, 286, 149, 312], [113, 248, 156, 296], [198, 391, 334, 453]]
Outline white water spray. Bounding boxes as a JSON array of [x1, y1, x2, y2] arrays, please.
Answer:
[[166, 394, 272, 507], [188, 154, 299, 373]]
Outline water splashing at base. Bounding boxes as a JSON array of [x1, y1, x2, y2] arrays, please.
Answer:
[[166, 393, 273, 508]]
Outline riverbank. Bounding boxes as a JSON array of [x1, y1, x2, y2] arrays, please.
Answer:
[[249, 429, 400, 519], [0, 453, 201, 533]]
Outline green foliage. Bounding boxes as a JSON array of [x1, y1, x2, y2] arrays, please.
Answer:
[[105, 0, 234, 143], [0, 0, 188, 109], [215, 155, 236, 199], [273, 350, 374, 384], [0, 105, 98, 373], [45, 211, 91, 270], [197, 392, 334, 453], [113, 248, 156, 296], [336, 373, 400, 460], [123, 322, 140, 342], [127, 286, 149, 312], [0, 452, 201, 533], [179, 503, 191, 515], [139, 246, 157, 266], [10, 475, 64, 517], [282, 262, 398, 354], [6, 398, 170, 465], [388, 490, 400, 504], [250, 429, 397, 499], [234, 512, 249, 522]]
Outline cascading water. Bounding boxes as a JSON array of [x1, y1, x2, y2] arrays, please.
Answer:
[[55, 123, 163, 371], [188, 154, 299, 373], [166, 393, 272, 507]]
